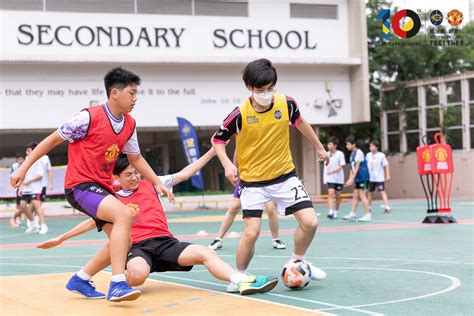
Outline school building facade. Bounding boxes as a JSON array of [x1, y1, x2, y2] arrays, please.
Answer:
[[0, 0, 370, 195]]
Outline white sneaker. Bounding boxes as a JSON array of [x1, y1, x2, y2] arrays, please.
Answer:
[[226, 282, 239, 293], [25, 223, 40, 234], [342, 213, 357, 221], [272, 239, 287, 249], [39, 223, 48, 235], [358, 213, 372, 222], [208, 239, 223, 250], [307, 262, 326, 281], [333, 212, 339, 219]]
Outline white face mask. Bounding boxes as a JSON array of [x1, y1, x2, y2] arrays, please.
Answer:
[[253, 91, 273, 107]]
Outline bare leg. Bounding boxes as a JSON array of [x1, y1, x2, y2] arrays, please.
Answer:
[[327, 189, 336, 211], [20, 200, 34, 221], [178, 245, 236, 282], [236, 217, 262, 271], [32, 200, 45, 224], [335, 191, 341, 210], [96, 195, 132, 275], [368, 191, 373, 207], [359, 190, 371, 213], [82, 224, 113, 277], [351, 190, 359, 214], [265, 202, 279, 239], [126, 257, 151, 286], [293, 208, 318, 256], [216, 198, 241, 239]]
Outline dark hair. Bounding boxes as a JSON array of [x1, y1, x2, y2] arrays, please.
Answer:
[[113, 153, 130, 176], [345, 135, 357, 145], [328, 136, 339, 146], [104, 67, 141, 98], [370, 140, 380, 149], [15, 152, 25, 159], [242, 58, 278, 88], [26, 142, 38, 150]]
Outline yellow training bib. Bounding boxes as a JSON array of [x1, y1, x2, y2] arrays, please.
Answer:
[[236, 93, 295, 182]]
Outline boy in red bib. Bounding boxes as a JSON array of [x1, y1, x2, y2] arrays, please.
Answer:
[[11, 67, 173, 302]]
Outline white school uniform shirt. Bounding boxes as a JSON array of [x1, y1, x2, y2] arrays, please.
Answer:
[[323, 150, 346, 184], [39, 155, 52, 187], [22, 161, 43, 195], [366, 152, 388, 182]]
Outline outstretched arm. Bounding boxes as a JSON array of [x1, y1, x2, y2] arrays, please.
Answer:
[[37, 219, 96, 249], [172, 148, 216, 186], [296, 118, 329, 165], [127, 153, 175, 203], [11, 132, 65, 188], [213, 142, 238, 186]]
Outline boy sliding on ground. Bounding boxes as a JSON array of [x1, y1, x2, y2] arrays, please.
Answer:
[[212, 59, 329, 292], [11, 67, 173, 302], [38, 151, 278, 297]]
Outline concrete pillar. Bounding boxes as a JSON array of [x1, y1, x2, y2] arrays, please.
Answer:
[[461, 77, 471, 150]]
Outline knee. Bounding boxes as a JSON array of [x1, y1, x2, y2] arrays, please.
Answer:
[[115, 206, 133, 223], [302, 218, 318, 233], [127, 268, 148, 286], [202, 247, 218, 261], [243, 227, 260, 242]]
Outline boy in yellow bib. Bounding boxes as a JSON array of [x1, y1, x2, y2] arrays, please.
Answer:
[[212, 59, 329, 292]]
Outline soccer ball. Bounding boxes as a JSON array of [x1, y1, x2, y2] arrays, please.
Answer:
[[281, 259, 312, 289]]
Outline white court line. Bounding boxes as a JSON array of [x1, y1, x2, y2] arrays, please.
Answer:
[[217, 255, 474, 265], [0, 233, 31, 239], [154, 273, 379, 316]]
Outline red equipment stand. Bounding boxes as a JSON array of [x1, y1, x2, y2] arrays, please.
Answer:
[[416, 133, 456, 224]]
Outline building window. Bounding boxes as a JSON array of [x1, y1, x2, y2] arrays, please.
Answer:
[[406, 132, 419, 152], [290, 3, 338, 19], [0, 0, 43, 11], [137, 0, 192, 15], [443, 80, 463, 150], [194, 0, 248, 17], [386, 112, 399, 132], [46, 0, 134, 14], [387, 134, 400, 152]]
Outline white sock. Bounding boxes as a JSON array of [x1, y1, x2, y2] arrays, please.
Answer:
[[111, 274, 126, 283], [230, 272, 248, 285], [334, 211, 339, 216], [237, 269, 248, 275], [350, 212, 356, 216], [76, 269, 91, 281], [328, 209, 334, 215], [215, 237, 222, 241], [272, 238, 280, 242], [292, 253, 305, 261]]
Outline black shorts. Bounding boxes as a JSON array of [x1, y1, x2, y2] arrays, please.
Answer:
[[127, 236, 193, 273], [369, 182, 385, 192], [242, 200, 313, 218], [355, 181, 369, 190], [327, 183, 343, 192], [65, 182, 113, 231], [20, 193, 41, 204], [40, 187, 47, 202]]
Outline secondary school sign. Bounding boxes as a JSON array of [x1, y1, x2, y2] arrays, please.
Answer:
[[0, 10, 356, 64]]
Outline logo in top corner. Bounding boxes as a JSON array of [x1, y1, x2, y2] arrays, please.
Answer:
[[447, 10, 463, 26], [430, 10, 443, 26], [274, 109, 282, 120]]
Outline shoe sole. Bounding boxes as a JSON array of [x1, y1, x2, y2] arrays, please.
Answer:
[[108, 291, 141, 302], [273, 246, 287, 249], [69, 290, 106, 300], [240, 279, 278, 295]]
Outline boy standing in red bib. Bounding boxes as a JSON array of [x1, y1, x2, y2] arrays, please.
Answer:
[[10, 67, 173, 302]]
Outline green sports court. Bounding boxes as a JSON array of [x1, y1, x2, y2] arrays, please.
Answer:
[[1, 198, 472, 315]]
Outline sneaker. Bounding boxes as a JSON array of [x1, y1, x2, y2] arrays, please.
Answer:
[[342, 213, 357, 221], [307, 262, 327, 281], [333, 212, 339, 219], [272, 239, 287, 249], [9, 217, 20, 228], [226, 282, 239, 293], [66, 274, 106, 299], [238, 275, 278, 295], [208, 239, 223, 250], [39, 223, 48, 235], [384, 206, 392, 214], [25, 223, 40, 234], [107, 281, 141, 302], [327, 213, 334, 219], [358, 213, 372, 222]]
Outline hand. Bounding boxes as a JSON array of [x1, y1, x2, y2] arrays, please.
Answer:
[[318, 150, 330, 166], [10, 169, 26, 188], [386, 176, 391, 182], [154, 183, 175, 204], [224, 163, 238, 186], [345, 179, 354, 187], [127, 203, 140, 216], [37, 236, 63, 249], [18, 189, 23, 197]]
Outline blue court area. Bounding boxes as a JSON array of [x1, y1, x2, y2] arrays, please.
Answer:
[[1, 198, 473, 315]]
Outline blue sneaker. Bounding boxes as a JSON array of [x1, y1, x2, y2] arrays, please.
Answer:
[[107, 281, 141, 302], [66, 274, 106, 299]]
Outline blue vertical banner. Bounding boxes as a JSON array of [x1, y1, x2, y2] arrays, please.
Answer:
[[176, 117, 204, 189]]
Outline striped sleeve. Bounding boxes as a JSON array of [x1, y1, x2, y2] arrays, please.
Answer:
[[286, 95, 302, 127], [212, 107, 242, 143]]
